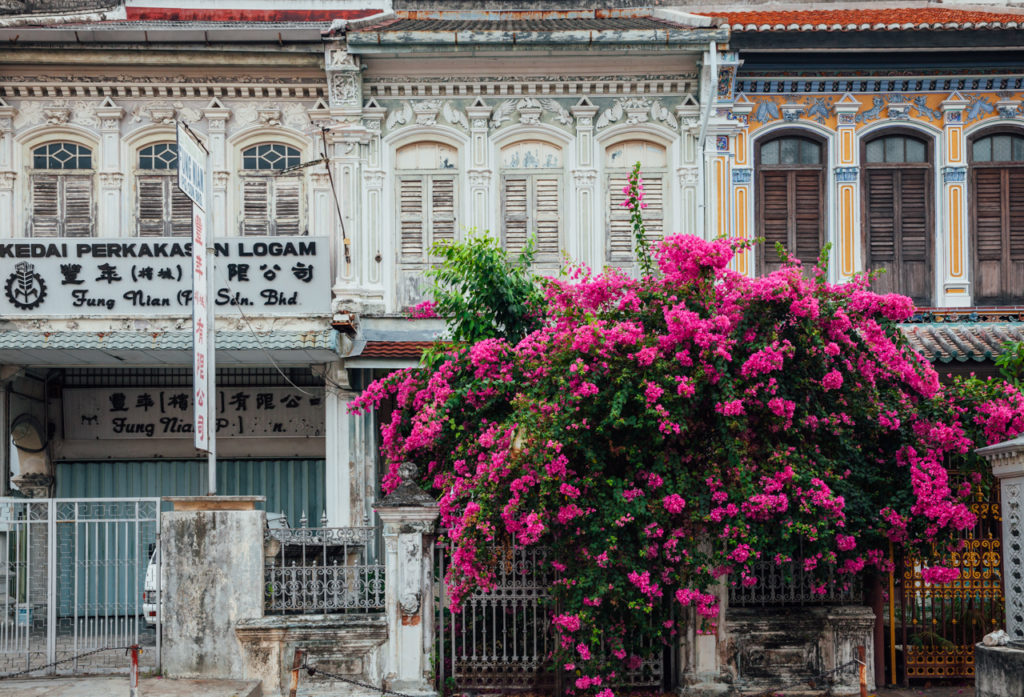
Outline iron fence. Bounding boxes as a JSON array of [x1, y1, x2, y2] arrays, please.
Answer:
[[728, 560, 861, 607], [264, 523, 384, 614]]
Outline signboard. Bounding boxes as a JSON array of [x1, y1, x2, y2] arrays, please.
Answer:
[[0, 237, 330, 317], [176, 123, 206, 211], [64, 387, 325, 440]]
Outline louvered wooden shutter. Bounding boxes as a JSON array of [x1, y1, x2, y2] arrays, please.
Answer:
[[760, 171, 790, 272], [138, 176, 168, 236], [272, 177, 302, 235], [31, 175, 61, 237], [793, 171, 823, 264], [642, 174, 664, 245], [973, 167, 1024, 303], [607, 175, 633, 262], [169, 184, 193, 237], [899, 169, 929, 303], [503, 176, 529, 253], [534, 176, 560, 257], [865, 169, 897, 292], [399, 176, 425, 262], [242, 177, 270, 235], [430, 177, 456, 247], [62, 176, 93, 237]]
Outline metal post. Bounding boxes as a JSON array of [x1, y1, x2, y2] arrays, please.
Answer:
[[128, 644, 142, 697], [205, 144, 216, 495], [46, 500, 56, 673], [857, 646, 868, 697], [288, 648, 305, 697], [888, 542, 897, 686]]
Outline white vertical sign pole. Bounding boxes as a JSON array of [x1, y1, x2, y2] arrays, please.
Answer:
[[177, 123, 216, 493]]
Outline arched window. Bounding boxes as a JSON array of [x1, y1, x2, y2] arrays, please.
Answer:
[[605, 140, 666, 264], [30, 142, 94, 237], [395, 142, 458, 264], [500, 140, 562, 262], [756, 134, 825, 274], [862, 132, 933, 305], [970, 131, 1024, 304], [136, 143, 192, 236], [240, 144, 304, 235]]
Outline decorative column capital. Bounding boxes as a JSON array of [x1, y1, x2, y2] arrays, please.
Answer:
[[572, 168, 598, 188], [834, 166, 859, 182], [731, 168, 752, 185], [99, 172, 124, 188], [0, 171, 16, 190], [942, 166, 967, 184]]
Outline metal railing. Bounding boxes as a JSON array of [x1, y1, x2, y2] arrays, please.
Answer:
[[728, 560, 860, 607], [263, 521, 384, 615]]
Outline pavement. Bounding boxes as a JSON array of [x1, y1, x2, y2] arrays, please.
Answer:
[[0, 677, 261, 697], [874, 688, 974, 697]]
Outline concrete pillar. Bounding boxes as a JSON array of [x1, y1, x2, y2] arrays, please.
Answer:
[[203, 102, 231, 241], [940, 92, 970, 306], [374, 463, 440, 696], [834, 94, 861, 284], [570, 98, 599, 271], [161, 497, 266, 679], [324, 364, 376, 528], [95, 100, 125, 236], [466, 101, 494, 236]]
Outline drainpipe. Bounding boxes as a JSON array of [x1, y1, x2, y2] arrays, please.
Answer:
[[696, 41, 718, 239]]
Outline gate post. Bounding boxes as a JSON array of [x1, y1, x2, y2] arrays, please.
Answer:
[[374, 462, 440, 696], [976, 435, 1024, 697]]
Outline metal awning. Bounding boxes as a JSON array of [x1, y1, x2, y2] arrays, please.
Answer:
[[0, 328, 339, 366]]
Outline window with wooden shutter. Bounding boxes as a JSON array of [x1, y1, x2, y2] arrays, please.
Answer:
[[29, 142, 94, 237], [240, 144, 305, 236], [756, 135, 824, 275], [971, 132, 1024, 304], [500, 141, 563, 263], [137, 143, 191, 236], [395, 142, 460, 265], [605, 140, 667, 265], [863, 133, 933, 305]]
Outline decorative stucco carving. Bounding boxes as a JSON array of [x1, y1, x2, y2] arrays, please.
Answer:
[[572, 169, 598, 188], [489, 97, 574, 130], [99, 173, 123, 187], [677, 167, 699, 185], [385, 102, 413, 131], [0, 172, 15, 190], [43, 105, 71, 126], [363, 169, 385, 188], [412, 100, 441, 127], [596, 97, 679, 130], [442, 101, 469, 130], [329, 73, 362, 109], [467, 169, 492, 188]]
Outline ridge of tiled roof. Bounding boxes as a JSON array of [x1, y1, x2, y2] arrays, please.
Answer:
[[900, 322, 1024, 364], [706, 7, 1024, 32], [358, 340, 436, 359]]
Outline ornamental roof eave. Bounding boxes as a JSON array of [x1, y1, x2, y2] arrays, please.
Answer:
[[898, 321, 1024, 364]]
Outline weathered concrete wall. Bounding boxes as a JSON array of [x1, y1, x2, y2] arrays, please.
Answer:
[[0, 1, 115, 15], [976, 644, 1024, 697], [162, 509, 265, 680]]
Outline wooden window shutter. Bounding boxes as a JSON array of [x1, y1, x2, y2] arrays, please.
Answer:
[[241, 177, 270, 235], [503, 176, 529, 253], [897, 169, 930, 303], [759, 170, 790, 272], [865, 169, 897, 292], [272, 176, 302, 235], [137, 176, 168, 236], [62, 175, 94, 238], [607, 175, 633, 262], [973, 166, 1024, 303], [169, 182, 193, 237], [399, 176, 426, 262], [534, 176, 560, 257], [429, 176, 456, 248], [1008, 169, 1024, 300], [642, 174, 665, 246], [31, 175, 60, 237], [793, 170, 823, 264]]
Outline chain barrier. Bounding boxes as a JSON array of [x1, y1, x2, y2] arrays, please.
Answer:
[[299, 660, 422, 697], [750, 657, 864, 697], [0, 645, 139, 680]]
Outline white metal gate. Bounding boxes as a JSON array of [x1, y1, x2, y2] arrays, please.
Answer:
[[0, 498, 160, 676]]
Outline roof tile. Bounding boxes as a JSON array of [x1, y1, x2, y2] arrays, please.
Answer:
[[708, 7, 1024, 32]]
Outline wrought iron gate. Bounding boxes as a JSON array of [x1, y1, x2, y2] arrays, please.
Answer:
[[435, 542, 670, 695], [0, 498, 160, 676], [899, 486, 1003, 681]]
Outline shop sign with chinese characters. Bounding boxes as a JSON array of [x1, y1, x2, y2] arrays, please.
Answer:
[[0, 237, 329, 317], [64, 387, 325, 440]]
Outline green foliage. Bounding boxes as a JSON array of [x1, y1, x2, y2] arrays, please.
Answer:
[[996, 340, 1024, 388], [625, 162, 655, 277], [425, 232, 545, 345]]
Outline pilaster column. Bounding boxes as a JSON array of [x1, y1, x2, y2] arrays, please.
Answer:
[[730, 97, 754, 272], [0, 99, 15, 236], [977, 436, 1024, 643], [324, 363, 376, 527], [96, 100, 125, 236], [466, 102, 494, 236], [203, 103, 231, 240], [835, 94, 861, 283], [571, 99, 599, 270], [676, 103, 701, 237], [375, 463, 440, 696], [940, 92, 970, 306]]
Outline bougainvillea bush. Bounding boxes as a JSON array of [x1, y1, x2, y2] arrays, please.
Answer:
[[351, 173, 1024, 696]]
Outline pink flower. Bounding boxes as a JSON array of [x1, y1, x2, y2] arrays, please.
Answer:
[[921, 566, 960, 584], [553, 614, 581, 632], [662, 494, 686, 514], [822, 370, 844, 391]]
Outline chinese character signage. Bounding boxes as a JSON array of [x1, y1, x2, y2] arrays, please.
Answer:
[[0, 237, 329, 317], [176, 123, 206, 211], [64, 387, 325, 440]]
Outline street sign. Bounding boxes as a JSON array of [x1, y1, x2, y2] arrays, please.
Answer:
[[176, 123, 207, 211], [176, 124, 214, 463]]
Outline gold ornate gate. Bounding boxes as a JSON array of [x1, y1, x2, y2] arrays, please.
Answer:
[[898, 486, 1003, 681]]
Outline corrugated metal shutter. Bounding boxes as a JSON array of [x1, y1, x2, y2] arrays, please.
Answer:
[[56, 459, 325, 527]]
